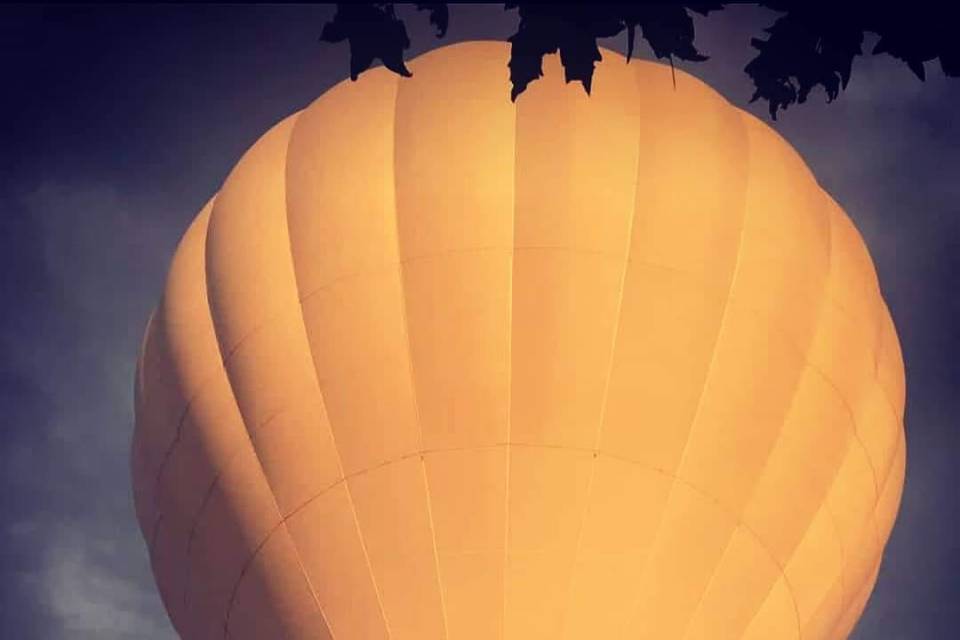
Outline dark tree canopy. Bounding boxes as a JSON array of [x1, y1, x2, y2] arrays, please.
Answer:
[[319, 2, 960, 119]]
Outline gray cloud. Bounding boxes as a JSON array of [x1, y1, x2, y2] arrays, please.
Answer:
[[2, 182, 179, 638], [19, 524, 173, 640]]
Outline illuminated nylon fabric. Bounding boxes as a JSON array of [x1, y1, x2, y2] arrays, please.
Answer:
[[132, 41, 906, 640]]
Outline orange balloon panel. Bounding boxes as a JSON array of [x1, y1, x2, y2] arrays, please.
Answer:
[[131, 41, 906, 640]]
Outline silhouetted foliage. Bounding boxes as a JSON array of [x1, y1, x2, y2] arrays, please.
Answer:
[[319, 4, 449, 79], [747, 5, 960, 117], [505, 3, 721, 100], [320, 2, 960, 118]]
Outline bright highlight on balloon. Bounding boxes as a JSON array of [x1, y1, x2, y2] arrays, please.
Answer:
[[132, 41, 906, 640]]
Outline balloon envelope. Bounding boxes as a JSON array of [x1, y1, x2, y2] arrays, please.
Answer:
[[132, 41, 906, 640]]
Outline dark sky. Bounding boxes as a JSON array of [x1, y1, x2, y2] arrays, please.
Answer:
[[1, 4, 957, 639]]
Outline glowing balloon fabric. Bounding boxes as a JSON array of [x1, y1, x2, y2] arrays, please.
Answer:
[[132, 41, 905, 640]]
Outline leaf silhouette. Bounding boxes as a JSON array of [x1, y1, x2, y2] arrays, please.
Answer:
[[868, 7, 945, 81], [505, 3, 720, 101], [319, 3, 959, 118], [320, 4, 414, 80], [745, 7, 865, 119]]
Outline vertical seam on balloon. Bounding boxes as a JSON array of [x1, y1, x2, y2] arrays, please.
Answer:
[[872, 431, 906, 553], [389, 77, 451, 640], [142, 200, 902, 640], [795, 488, 838, 633], [808, 360, 886, 615], [141, 244, 893, 543], [874, 301, 906, 422], [817, 371, 882, 497], [794, 430, 904, 640], [282, 104, 393, 640], [677, 357, 815, 637], [144, 256, 902, 624], [827, 558, 881, 639], [193, 439, 827, 621], [875, 428, 905, 524], [201, 207, 295, 638], [250, 112, 334, 640], [872, 383, 902, 492], [681, 164, 836, 640], [556, 132, 644, 638], [150, 199, 222, 627], [735, 415, 856, 633], [735, 185, 847, 640], [146, 206, 225, 546], [866, 272, 896, 564], [179, 408, 286, 612], [501, 87, 519, 640], [817, 214, 890, 587], [832, 430, 905, 635], [618, 108, 753, 636], [144, 242, 881, 560], [735, 481, 850, 640], [873, 305, 905, 423], [785, 200, 859, 630], [818, 504, 849, 636], [203, 121, 335, 640]]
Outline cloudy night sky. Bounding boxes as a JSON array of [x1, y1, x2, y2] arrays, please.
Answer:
[[1, 4, 957, 639]]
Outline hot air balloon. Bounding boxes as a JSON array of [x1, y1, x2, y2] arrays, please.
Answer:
[[131, 41, 906, 640]]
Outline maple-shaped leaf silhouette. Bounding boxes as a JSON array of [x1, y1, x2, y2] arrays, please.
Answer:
[[505, 4, 618, 100], [320, 4, 415, 80], [745, 6, 865, 119], [319, 3, 958, 118], [620, 4, 718, 63], [505, 3, 720, 101]]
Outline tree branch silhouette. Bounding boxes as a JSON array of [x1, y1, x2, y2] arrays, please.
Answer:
[[320, 2, 960, 118]]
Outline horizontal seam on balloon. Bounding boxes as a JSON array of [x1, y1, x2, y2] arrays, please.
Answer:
[[793, 421, 903, 635], [809, 366, 882, 498], [142, 262, 901, 633], [178, 410, 288, 612], [216, 318, 328, 640], [737, 433, 853, 640], [294, 251, 858, 318], [145, 307, 899, 595], [713, 183, 835, 640], [744, 400, 904, 632], [618, 148, 752, 636], [292, 102, 399, 640], [143, 317, 275, 552], [869, 429, 907, 549], [785, 361, 882, 624], [790, 427, 906, 634], [138, 204, 894, 508], [141, 249, 897, 518], [295, 259, 899, 424], [212, 441, 807, 634], [679, 363, 817, 640], [202, 126, 337, 640], [683, 176, 835, 636], [153, 369, 899, 612]]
